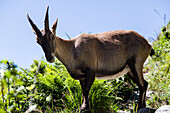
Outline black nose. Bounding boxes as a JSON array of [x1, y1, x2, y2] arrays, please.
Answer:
[[47, 56, 53, 61]]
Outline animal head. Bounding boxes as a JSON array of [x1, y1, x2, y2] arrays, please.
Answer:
[[27, 6, 58, 63]]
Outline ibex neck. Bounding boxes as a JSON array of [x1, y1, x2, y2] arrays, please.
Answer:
[[54, 36, 75, 67]]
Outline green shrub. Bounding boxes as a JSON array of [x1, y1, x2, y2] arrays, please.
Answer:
[[145, 21, 170, 109], [0, 59, 136, 112]]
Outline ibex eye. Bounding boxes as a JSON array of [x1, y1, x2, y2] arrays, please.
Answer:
[[49, 34, 54, 40], [52, 35, 55, 40]]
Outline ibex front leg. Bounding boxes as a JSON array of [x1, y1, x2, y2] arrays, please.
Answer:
[[79, 68, 95, 113]]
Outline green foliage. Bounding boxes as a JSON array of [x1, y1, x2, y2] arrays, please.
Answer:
[[0, 59, 135, 112], [145, 21, 170, 109], [90, 76, 136, 113]]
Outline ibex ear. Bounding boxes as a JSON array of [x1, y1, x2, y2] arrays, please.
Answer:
[[51, 18, 58, 36]]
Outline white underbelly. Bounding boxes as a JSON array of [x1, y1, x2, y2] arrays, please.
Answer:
[[95, 65, 130, 80]]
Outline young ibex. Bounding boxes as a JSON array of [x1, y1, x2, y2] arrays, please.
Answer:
[[27, 6, 153, 112]]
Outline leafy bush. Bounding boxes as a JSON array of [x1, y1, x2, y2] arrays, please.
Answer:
[[0, 59, 136, 112]]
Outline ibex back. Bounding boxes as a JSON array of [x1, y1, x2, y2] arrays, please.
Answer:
[[27, 6, 152, 112]]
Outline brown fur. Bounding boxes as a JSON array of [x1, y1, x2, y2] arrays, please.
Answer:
[[27, 6, 152, 112], [55, 31, 151, 78]]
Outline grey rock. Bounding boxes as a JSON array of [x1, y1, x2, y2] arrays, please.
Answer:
[[137, 108, 155, 113]]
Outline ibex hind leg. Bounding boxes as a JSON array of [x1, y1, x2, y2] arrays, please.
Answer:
[[127, 59, 148, 109]]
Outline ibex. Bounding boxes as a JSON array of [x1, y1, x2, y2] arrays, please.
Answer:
[[27, 6, 153, 112]]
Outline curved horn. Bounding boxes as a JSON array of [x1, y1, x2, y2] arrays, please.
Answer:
[[44, 6, 49, 31], [51, 18, 58, 35], [26, 13, 41, 36]]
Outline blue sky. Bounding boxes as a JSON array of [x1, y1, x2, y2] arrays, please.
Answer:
[[0, 0, 170, 68]]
